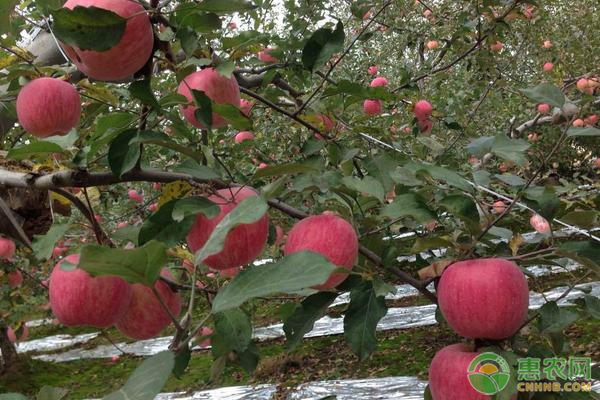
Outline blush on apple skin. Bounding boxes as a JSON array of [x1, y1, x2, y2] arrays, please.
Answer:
[[437, 258, 529, 340]]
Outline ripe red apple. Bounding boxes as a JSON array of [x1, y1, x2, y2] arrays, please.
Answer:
[[595, 158, 600, 168], [370, 76, 389, 87], [219, 267, 241, 278], [128, 189, 143, 203], [240, 99, 253, 116], [284, 213, 358, 290], [258, 48, 278, 63], [317, 114, 334, 132], [148, 203, 158, 212], [228, 22, 237, 29], [52, 246, 67, 259], [16, 78, 81, 138], [543, 40, 552, 49], [116, 221, 129, 229], [7, 270, 23, 288], [258, 162, 268, 169], [437, 258, 529, 339], [187, 187, 269, 270], [418, 118, 433, 134], [490, 41, 503, 52], [49, 254, 132, 328], [0, 237, 16, 261], [178, 68, 241, 129], [235, 131, 254, 143], [423, 9, 432, 18], [197, 326, 213, 348], [61, 0, 154, 81], [367, 65, 378, 75], [584, 114, 598, 125], [537, 103, 550, 114], [572, 119, 585, 128], [429, 343, 489, 400], [543, 62, 553, 73], [414, 100, 433, 121], [115, 269, 182, 340], [363, 99, 382, 116], [426, 40, 439, 50], [530, 214, 550, 234], [492, 200, 506, 214], [152, 182, 162, 191]]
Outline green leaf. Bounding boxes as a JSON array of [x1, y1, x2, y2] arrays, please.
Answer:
[[405, 162, 473, 192], [103, 351, 174, 400], [557, 241, 600, 277], [51, 6, 127, 52], [171, 197, 219, 222], [495, 174, 526, 186], [194, 195, 268, 265], [173, 158, 221, 180], [537, 302, 580, 333], [138, 200, 197, 247], [78, 240, 167, 285], [7, 141, 64, 160], [567, 126, 600, 137], [559, 210, 599, 230], [172, 347, 191, 379], [254, 163, 319, 179], [108, 130, 140, 178], [236, 342, 259, 374], [32, 224, 71, 261], [0, 0, 19, 34], [212, 103, 252, 130], [382, 193, 437, 223], [283, 292, 338, 350], [520, 83, 565, 108], [215, 61, 235, 77], [524, 186, 561, 220], [174, 9, 221, 32], [0, 394, 27, 400], [214, 309, 252, 352], [195, 0, 257, 13], [342, 176, 385, 202], [130, 131, 204, 163], [584, 295, 600, 319], [129, 80, 161, 110], [302, 21, 345, 72], [36, 386, 69, 400], [439, 194, 480, 233], [212, 251, 337, 313], [191, 89, 213, 128], [343, 282, 388, 360]]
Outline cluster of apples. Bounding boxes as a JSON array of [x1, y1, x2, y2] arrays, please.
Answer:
[[413, 99, 433, 134], [363, 74, 389, 117], [428, 258, 529, 399]]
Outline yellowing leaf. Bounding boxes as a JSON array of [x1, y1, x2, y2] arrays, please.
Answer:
[[418, 259, 453, 280], [158, 181, 193, 207], [509, 234, 524, 256]]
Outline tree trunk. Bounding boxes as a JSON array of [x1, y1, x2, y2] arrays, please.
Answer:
[[0, 320, 19, 374]]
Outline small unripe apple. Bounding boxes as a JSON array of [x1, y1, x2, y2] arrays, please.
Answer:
[[363, 99, 382, 116], [128, 189, 143, 203], [0, 237, 16, 260], [490, 41, 503, 52], [572, 119, 585, 128], [284, 213, 358, 290], [186, 187, 269, 270], [429, 343, 491, 400], [537, 103, 550, 114], [437, 258, 529, 339], [543, 62, 554, 73], [370, 76, 389, 87], [235, 131, 254, 143], [115, 269, 182, 340], [7, 270, 23, 288], [414, 100, 433, 121], [426, 40, 440, 50], [178, 68, 241, 129], [543, 40, 552, 49], [61, 0, 154, 81], [367, 65, 378, 75], [49, 254, 133, 328], [16, 78, 81, 138], [492, 200, 506, 214], [258, 47, 278, 63], [530, 214, 550, 234]]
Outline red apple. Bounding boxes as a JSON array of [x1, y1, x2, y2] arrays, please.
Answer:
[[152, 182, 162, 191], [530, 214, 550, 234], [414, 100, 433, 121], [367, 65, 378, 75], [235, 131, 254, 143], [7, 270, 23, 288], [537, 103, 550, 114], [543, 40, 552, 49], [178, 68, 241, 129], [61, 0, 154, 81], [370, 76, 389, 87], [7, 324, 29, 343], [490, 41, 503, 52], [115, 269, 182, 340], [572, 119, 585, 128], [426, 40, 440, 50], [128, 189, 143, 203], [418, 118, 433, 134], [240, 99, 253, 116], [363, 99, 382, 116], [197, 326, 213, 348], [317, 114, 334, 132], [258, 47, 278, 63], [49, 254, 132, 328], [186, 187, 269, 270], [492, 200, 506, 214], [16, 78, 81, 138], [284, 213, 358, 290], [543, 62, 553, 73], [116, 221, 129, 229], [0, 237, 16, 261], [258, 162, 268, 169], [437, 258, 529, 339], [429, 343, 489, 400]]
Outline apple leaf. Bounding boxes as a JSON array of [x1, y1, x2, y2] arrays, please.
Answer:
[[567, 126, 600, 137], [537, 301, 581, 334], [107, 129, 140, 178], [7, 141, 64, 160], [302, 21, 345, 72], [129, 80, 161, 111], [193, 195, 268, 266], [382, 193, 437, 224], [191, 89, 213, 128], [213, 308, 252, 352], [211, 251, 337, 313], [520, 83, 565, 108], [171, 197, 220, 222], [283, 291, 338, 350], [212, 103, 252, 130], [253, 163, 319, 179], [36, 386, 69, 400], [0, 0, 19, 34], [195, 0, 257, 13], [78, 240, 167, 286], [51, 6, 127, 52], [343, 281, 388, 360], [103, 351, 174, 400], [0, 395, 27, 400], [556, 241, 600, 277], [31, 223, 71, 261]]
